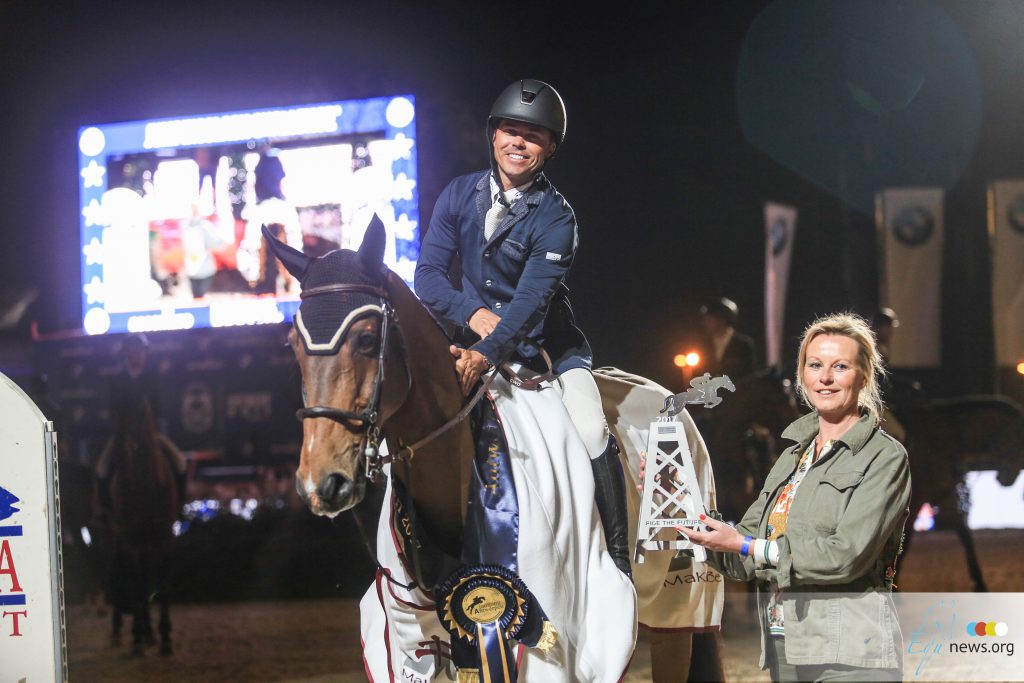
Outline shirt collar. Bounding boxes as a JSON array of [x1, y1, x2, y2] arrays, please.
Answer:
[[489, 175, 533, 206]]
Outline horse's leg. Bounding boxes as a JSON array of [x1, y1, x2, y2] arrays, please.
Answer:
[[649, 630, 692, 682], [158, 592, 172, 656], [954, 515, 988, 592], [111, 604, 122, 647], [688, 631, 727, 683], [131, 600, 147, 656], [141, 599, 155, 644]]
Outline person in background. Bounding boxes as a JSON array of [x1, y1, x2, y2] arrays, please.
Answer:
[[414, 79, 631, 578], [108, 334, 163, 431], [182, 203, 224, 298], [241, 150, 302, 295], [681, 313, 911, 682], [699, 297, 758, 381]]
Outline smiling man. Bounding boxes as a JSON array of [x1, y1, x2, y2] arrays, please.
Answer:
[[415, 79, 632, 578]]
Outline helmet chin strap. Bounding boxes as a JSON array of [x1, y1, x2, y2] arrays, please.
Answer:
[[488, 136, 554, 209]]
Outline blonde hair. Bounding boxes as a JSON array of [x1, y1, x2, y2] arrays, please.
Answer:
[[795, 312, 887, 423]]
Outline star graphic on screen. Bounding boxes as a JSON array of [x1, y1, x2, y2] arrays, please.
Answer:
[[83, 276, 105, 304], [80, 160, 106, 188], [393, 214, 417, 240], [82, 199, 103, 227], [392, 257, 417, 285], [0, 485, 20, 522], [82, 237, 104, 265], [391, 173, 416, 202], [390, 134, 415, 161]]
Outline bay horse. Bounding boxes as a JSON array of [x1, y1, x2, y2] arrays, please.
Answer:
[[893, 394, 1024, 591], [266, 217, 722, 681], [103, 393, 181, 656]]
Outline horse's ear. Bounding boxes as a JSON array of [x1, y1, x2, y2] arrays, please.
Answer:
[[262, 225, 311, 281], [358, 214, 387, 276]]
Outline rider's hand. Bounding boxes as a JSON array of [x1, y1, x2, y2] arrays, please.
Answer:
[[450, 345, 491, 396], [468, 308, 501, 339], [677, 514, 745, 554]]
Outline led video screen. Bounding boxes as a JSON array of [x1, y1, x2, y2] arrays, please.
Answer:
[[77, 95, 418, 335]]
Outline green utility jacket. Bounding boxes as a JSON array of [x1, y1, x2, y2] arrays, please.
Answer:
[[706, 410, 911, 670]]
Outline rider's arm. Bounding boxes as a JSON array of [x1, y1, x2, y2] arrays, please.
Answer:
[[415, 182, 489, 328], [471, 204, 577, 364]]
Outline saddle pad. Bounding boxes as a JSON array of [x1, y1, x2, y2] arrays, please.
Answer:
[[594, 367, 725, 631]]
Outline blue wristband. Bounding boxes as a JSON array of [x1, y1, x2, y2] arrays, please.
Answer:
[[740, 535, 754, 557]]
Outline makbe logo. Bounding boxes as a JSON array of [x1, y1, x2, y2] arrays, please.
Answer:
[[966, 621, 1009, 637]]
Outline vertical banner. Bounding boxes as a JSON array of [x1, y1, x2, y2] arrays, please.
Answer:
[[988, 180, 1024, 367], [764, 202, 798, 368], [876, 188, 944, 367]]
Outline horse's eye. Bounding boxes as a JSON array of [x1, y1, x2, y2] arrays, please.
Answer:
[[355, 331, 379, 355]]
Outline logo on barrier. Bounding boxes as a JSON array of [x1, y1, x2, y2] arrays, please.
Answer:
[[0, 485, 27, 636]]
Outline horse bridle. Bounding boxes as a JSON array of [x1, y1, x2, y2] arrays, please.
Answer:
[[294, 282, 410, 482], [294, 281, 499, 483]]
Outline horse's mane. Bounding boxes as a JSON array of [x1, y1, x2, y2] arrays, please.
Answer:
[[384, 270, 454, 349]]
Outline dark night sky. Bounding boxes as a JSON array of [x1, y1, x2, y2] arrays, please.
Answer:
[[2, 0, 1023, 393]]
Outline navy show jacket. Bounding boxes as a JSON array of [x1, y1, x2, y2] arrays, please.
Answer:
[[414, 170, 592, 374]]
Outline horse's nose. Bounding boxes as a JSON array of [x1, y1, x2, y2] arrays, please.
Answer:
[[318, 472, 355, 511]]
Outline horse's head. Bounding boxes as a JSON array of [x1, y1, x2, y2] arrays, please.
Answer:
[[266, 216, 409, 516]]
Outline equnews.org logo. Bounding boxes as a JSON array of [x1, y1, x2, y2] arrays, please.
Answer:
[[966, 621, 1009, 637]]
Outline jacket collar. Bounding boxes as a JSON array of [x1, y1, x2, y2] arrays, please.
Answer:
[[781, 409, 878, 456], [474, 170, 547, 206]]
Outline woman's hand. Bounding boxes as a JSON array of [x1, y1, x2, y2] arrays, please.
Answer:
[[678, 514, 747, 554]]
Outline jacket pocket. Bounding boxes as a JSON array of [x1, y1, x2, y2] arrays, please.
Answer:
[[819, 470, 865, 491], [499, 239, 528, 262]]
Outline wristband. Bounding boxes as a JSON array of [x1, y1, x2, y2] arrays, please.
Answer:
[[740, 535, 754, 557]]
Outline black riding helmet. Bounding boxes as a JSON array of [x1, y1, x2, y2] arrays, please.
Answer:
[[700, 297, 739, 326], [486, 79, 567, 204], [487, 78, 567, 145]]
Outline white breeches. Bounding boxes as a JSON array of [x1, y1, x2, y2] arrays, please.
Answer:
[[553, 367, 610, 460]]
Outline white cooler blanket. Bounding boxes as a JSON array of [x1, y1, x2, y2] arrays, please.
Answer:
[[360, 371, 637, 682]]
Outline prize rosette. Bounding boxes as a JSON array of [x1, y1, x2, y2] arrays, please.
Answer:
[[436, 564, 556, 682]]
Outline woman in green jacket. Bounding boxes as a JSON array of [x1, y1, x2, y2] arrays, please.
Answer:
[[682, 313, 911, 681]]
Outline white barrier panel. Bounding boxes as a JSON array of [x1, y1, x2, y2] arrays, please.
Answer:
[[0, 372, 67, 681]]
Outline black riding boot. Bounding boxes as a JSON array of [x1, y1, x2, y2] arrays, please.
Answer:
[[591, 435, 632, 580]]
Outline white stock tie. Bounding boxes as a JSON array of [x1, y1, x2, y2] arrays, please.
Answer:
[[483, 197, 509, 241]]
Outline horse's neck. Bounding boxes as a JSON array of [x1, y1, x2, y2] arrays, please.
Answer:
[[383, 274, 474, 554], [117, 439, 171, 486]]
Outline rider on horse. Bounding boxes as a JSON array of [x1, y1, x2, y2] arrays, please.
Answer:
[[414, 79, 631, 577]]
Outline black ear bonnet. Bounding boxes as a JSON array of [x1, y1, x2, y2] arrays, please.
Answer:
[[263, 214, 389, 356], [293, 249, 386, 356]]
